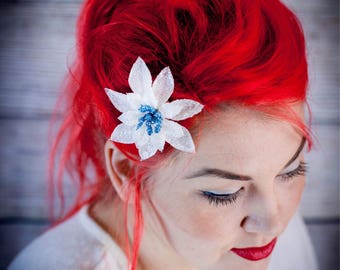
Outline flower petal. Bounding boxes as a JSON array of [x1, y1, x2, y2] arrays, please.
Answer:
[[138, 142, 158, 160], [126, 93, 142, 110], [118, 111, 140, 126], [162, 119, 184, 138], [128, 57, 152, 97], [105, 88, 131, 113], [141, 92, 158, 108], [151, 133, 166, 151], [164, 125, 196, 153], [161, 99, 203, 121], [152, 67, 174, 106], [110, 124, 135, 144], [134, 125, 149, 148], [159, 102, 183, 119]]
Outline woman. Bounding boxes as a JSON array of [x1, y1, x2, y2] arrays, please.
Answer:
[[8, 0, 318, 269]]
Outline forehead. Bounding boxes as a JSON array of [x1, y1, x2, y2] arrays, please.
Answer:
[[192, 105, 304, 171]]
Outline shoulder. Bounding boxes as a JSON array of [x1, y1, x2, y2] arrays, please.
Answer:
[[7, 207, 106, 270]]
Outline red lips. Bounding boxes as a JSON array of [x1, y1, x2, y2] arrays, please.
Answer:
[[231, 238, 277, 261]]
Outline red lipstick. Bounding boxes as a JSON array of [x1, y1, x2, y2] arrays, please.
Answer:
[[231, 238, 277, 261]]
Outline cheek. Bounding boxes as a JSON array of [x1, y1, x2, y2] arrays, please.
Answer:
[[278, 176, 306, 220], [154, 190, 240, 243], [288, 176, 306, 207]]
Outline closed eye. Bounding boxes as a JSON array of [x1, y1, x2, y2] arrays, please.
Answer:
[[277, 161, 308, 181], [200, 188, 244, 207]]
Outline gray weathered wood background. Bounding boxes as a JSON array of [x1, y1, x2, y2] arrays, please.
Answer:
[[0, 0, 339, 269]]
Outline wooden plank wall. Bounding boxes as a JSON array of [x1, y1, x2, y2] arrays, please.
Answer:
[[0, 0, 338, 269]]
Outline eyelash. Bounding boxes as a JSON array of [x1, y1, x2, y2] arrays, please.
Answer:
[[202, 161, 308, 207], [277, 161, 308, 181], [201, 189, 244, 207]]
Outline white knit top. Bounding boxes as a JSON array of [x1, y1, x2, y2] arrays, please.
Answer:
[[8, 205, 318, 270]]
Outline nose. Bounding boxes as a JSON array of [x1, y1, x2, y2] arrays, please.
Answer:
[[241, 186, 284, 237]]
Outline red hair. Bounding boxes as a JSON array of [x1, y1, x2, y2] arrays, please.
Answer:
[[48, 1, 311, 269]]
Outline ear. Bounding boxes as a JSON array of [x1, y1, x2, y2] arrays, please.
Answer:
[[104, 140, 132, 202]]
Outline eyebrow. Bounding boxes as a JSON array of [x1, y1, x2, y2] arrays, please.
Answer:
[[186, 137, 307, 181]]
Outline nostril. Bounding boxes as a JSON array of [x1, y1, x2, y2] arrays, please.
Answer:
[[240, 217, 247, 228], [242, 216, 262, 233]]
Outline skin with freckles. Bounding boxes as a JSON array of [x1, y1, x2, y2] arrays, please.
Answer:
[[92, 104, 307, 270]]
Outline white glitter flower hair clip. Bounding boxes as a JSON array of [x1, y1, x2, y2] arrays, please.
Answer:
[[105, 57, 204, 160]]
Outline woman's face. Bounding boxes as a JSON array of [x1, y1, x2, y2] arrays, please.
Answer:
[[140, 105, 306, 270]]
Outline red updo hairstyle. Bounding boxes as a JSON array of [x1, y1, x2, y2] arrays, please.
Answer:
[[49, 1, 312, 269]]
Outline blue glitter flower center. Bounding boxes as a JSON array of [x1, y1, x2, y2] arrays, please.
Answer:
[[137, 105, 163, 136]]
